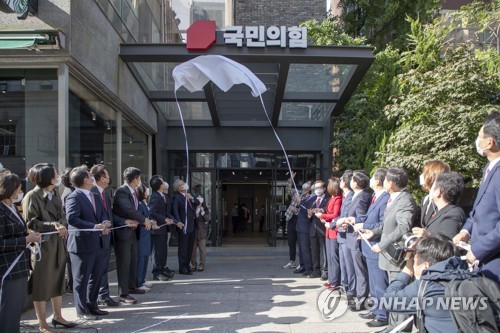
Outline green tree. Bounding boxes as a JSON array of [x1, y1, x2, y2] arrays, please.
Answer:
[[332, 0, 441, 50]]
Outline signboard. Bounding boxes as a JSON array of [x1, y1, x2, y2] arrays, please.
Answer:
[[224, 26, 307, 48]]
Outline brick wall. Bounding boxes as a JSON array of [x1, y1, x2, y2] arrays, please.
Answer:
[[234, 0, 326, 26]]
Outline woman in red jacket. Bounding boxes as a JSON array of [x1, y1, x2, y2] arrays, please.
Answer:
[[316, 177, 342, 289]]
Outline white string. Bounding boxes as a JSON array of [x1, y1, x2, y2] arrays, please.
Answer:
[[174, 91, 189, 235]]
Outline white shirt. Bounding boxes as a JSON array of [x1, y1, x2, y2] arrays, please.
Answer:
[[374, 189, 386, 201]]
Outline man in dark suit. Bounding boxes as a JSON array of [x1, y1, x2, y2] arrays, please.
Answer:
[[90, 164, 119, 307], [172, 179, 199, 275], [66, 165, 111, 320], [353, 168, 390, 328], [363, 166, 417, 333], [333, 171, 355, 301], [454, 111, 500, 284], [112, 167, 152, 304], [341, 170, 371, 311], [308, 180, 329, 279], [149, 176, 178, 281], [294, 189, 315, 276]]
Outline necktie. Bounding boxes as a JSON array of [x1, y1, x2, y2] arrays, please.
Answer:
[[316, 197, 321, 207], [133, 191, 138, 210], [386, 198, 393, 209], [371, 195, 376, 205], [89, 193, 96, 213], [101, 191, 107, 211]]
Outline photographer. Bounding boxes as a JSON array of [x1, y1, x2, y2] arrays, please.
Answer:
[[382, 235, 460, 333], [361, 166, 417, 332], [412, 172, 466, 240]]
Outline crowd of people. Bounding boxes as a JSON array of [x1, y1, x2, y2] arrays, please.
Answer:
[[0, 164, 210, 333], [281, 111, 500, 332]]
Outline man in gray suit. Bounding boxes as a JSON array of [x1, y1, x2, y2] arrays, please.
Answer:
[[362, 167, 417, 333]]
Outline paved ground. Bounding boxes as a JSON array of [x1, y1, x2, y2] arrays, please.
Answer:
[[20, 238, 383, 333]]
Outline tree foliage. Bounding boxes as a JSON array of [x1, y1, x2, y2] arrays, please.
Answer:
[[332, 0, 441, 50]]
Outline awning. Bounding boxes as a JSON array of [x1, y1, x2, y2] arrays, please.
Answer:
[[0, 32, 52, 49]]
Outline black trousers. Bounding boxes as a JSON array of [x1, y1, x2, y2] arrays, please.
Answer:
[[98, 245, 112, 299], [287, 217, 298, 261], [177, 229, 195, 272], [310, 234, 327, 273], [151, 233, 169, 277], [0, 276, 27, 333], [114, 235, 138, 296]]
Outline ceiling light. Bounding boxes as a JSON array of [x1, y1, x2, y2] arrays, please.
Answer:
[[232, 171, 235, 176], [106, 121, 111, 130], [0, 83, 7, 93], [91, 112, 96, 121]]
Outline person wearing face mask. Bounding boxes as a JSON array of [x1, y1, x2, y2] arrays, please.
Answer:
[[418, 161, 450, 230], [382, 235, 460, 333], [412, 172, 465, 240], [149, 176, 177, 281], [22, 163, 74, 332], [361, 166, 417, 333], [291, 180, 313, 274], [453, 111, 500, 284], [191, 194, 210, 272], [0, 171, 41, 333], [307, 180, 329, 279], [112, 167, 150, 305], [172, 179, 199, 275]]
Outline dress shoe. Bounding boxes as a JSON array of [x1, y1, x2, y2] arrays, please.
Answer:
[[164, 267, 175, 274], [153, 274, 169, 281], [320, 273, 328, 281], [129, 288, 146, 294], [179, 270, 193, 275], [359, 312, 376, 320], [293, 266, 305, 274], [302, 271, 313, 276], [119, 295, 137, 304], [77, 313, 99, 320], [51, 318, 77, 328], [98, 296, 120, 307], [306, 272, 321, 278], [198, 264, 205, 272], [366, 319, 388, 328], [349, 303, 367, 312], [89, 309, 109, 316]]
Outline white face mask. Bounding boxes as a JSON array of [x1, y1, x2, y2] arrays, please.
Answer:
[[419, 174, 425, 186], [314, 188, 324, 196], [369, 178, 376, 190], [476, 137, 485, 156], [145, 188, 150, 197], [91, 176, 97, 187], [164, 182, 169, 191], [302, 183, 309, 190], [197, 197, 204, 204], [13, 192, 24, 203], [182, 184, 189, 191], [55, 175, 62, 187]]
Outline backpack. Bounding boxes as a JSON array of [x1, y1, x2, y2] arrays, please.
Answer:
[[443, 274, 500, 333]]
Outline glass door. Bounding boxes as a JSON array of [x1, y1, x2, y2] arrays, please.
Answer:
[[267, 170, 277, 247]]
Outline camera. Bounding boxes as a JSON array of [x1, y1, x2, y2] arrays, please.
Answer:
[[385, 232, 420, 267]]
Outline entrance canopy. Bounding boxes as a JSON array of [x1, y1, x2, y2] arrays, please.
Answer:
[[119, 43, 374, 128]]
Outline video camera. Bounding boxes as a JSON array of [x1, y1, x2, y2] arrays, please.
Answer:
[[384, 232, 420, 267]]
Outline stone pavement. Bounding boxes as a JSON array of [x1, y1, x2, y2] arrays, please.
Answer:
[[20, 241, 385, 333]]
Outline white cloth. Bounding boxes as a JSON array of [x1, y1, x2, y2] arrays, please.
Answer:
[[173, 55, 267, 97]]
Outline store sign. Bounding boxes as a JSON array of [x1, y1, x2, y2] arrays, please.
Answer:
[[224, 26, 307, 49], [185, 21, 308, 51]]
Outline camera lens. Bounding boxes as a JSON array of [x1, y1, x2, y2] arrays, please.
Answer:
[[402, 232, 419, 249]]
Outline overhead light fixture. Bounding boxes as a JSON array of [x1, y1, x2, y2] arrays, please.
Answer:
[[286, 172, 289, 175], [0, 83, 7, 93], [129, 136, 133, 144], [105, 121, 111, 130], [232, 171, 235, 176], [259, 171, 262, 175], [91, 112, 96, 121]]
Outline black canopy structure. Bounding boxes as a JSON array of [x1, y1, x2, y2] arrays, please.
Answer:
[[119, 43, 374, 129]]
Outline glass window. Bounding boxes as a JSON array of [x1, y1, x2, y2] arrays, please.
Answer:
[[216, 152, 274, 168], [170, 152, 214, 168], [68, 78, 118, 186], [172, 0, 227, 40], [276, 153, 317, 169], [122, 118, 149, 184], [0, 69, 58, 191], [279, 102, 334, 122], [285, 64, 356, 94]]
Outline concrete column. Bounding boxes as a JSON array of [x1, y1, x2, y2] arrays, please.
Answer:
[[58, 64, 68, 172]]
